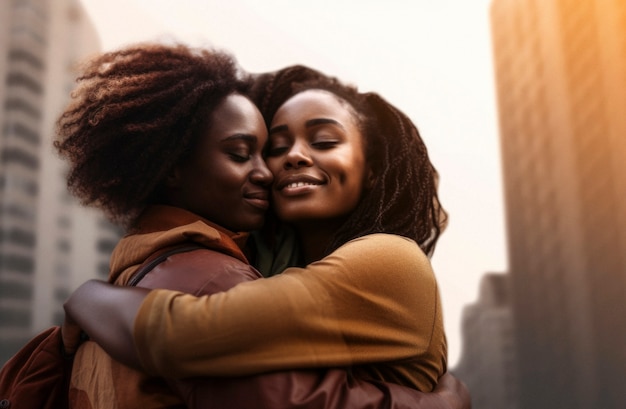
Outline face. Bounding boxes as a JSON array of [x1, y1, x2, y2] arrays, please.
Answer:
[[266, 89, 368, 226], [170, 94, 272, 232]]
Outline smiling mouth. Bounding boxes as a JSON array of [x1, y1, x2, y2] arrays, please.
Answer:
[[277, 180, 325, 197], [277, 174, 326, 191]]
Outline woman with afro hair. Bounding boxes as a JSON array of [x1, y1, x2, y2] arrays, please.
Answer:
[[60, 44, 469, 408]]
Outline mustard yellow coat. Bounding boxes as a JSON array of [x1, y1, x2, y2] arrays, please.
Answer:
[[135, 233, 447, 392]]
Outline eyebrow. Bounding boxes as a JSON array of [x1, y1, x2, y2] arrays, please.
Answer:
[[221, 133, 257, 143], [269, 118, 345, 135], [268, 124, 288, 135]]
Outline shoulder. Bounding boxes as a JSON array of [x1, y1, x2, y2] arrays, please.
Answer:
[[300, 234, 435, 290], [138, 247, 262, 295], [338, 233, 423, 254], [332, 234, 431, 274]]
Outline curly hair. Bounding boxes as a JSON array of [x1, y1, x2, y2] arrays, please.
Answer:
[[249, 65, 448, 256], [54, 43, 249, 227]]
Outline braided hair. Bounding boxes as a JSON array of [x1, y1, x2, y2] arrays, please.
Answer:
[[54, 43, 249, 227], [249, 65, 447, 256]]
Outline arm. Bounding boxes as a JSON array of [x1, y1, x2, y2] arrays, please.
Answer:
[[65, 238, 463, 408], [63, 247, 262, 369], [66, 235, 444, 387], [63, 280, 147, 369], [136, 234, 443, 380], [64, 282, 466, 409]]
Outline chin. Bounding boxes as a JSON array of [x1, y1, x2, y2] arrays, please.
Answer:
[[275, 208, 305, 222], [248, 221, 266, 231]]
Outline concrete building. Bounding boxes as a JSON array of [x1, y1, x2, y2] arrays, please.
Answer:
[[490, 0, 626, 407], [0, 0, 121, 364], [454, 273, 518, 409]]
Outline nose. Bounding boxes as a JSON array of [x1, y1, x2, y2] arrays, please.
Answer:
[[284, 140, 313, 169], [250, 159, 273, 186]]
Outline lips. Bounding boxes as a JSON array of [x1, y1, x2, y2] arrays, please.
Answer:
[[244, 190, 269, 201], [243, 190, 270, 210]]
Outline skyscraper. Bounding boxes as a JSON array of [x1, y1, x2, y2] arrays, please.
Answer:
[[0, 0, 121, 364], [454, 273, 518, 409], [490, 0, 626, 408]]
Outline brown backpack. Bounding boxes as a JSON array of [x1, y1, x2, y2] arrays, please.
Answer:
[[0, 326, 71, 409]]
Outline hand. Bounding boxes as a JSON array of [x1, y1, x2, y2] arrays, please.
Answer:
[[61, 310, 82, 357], [60, 279, 149, 369]]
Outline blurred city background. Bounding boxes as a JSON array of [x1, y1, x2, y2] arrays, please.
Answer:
[[1, 1, 625, 408]]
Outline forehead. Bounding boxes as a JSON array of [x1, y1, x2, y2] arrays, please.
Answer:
[[272, 89, 357, 123], [206, 94, 266, 139], [211, 94, 260, 124]]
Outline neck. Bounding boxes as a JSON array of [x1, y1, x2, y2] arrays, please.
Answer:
[[292, 218, 344, 264]]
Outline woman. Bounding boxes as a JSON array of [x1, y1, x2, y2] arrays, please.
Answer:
[[57, 44, 466, 408]]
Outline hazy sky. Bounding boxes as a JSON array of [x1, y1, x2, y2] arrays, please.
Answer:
[[79, 0, 507, 366]]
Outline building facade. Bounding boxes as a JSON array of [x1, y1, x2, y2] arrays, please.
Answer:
[[0, 0, 121, 364], [490, 0, 626, 407], [454, 273, 519, 409]]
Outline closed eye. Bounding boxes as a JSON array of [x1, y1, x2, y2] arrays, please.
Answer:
[[265, 146, 288, 157], [266, 134, 291, 157], [221, 134, 257, 162], [229, 153, 250, 162], [312, 140, 339, 149]]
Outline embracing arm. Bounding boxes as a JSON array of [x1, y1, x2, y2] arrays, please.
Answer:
[[64, 281, 468, 409], [65, 234, 445, 389], [134, 235, 444, 383], [63, 238, 464, 408], [63, 280, 147, 370], [63, 279, 462, 408]]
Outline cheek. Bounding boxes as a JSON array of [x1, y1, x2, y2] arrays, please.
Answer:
[[202, 166, 244, 199], [265, 159, 280, 177], [338, 152, 367, 188]]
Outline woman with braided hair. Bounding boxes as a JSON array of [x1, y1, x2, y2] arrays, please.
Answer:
[[62, 50, 467, 408]]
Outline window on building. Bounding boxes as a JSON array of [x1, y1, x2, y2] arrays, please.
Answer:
[[7, 71, 43, 94], [0, 252, 35, 274], [0, 306, 31, 327], [3, 121, 41, 145], [97, 238, 117, 255], [8, 48, 44, 70], [56, 238, 71, 253], [1, 147, 40, 169], [0, 280, 32, 299], [2, 227, 37, 248], [4, 97, 41, 119]]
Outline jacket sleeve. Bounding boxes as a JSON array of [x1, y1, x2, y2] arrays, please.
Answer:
[[134, 234, 445, 388], [171, 369, 461, 409], [141, 244, 456, 409]]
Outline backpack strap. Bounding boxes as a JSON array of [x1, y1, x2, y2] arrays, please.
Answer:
[[127, 242, 206, 287], [76, 242, 206, 344]]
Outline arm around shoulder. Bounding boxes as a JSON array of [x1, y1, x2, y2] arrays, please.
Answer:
[[132, 233, 444, 381], [64, 279, 149, 369]]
